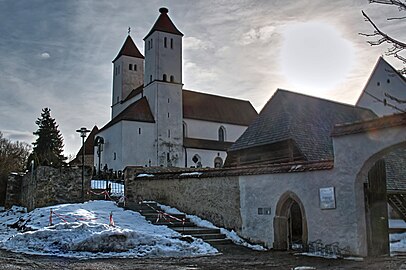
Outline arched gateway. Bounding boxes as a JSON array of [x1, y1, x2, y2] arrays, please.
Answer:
[[273, 191, 308, 250]]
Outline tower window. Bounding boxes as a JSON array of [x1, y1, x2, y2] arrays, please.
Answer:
[[168, 98, 170, 103], [150, 75, 152, 83], [218, 126, 226, 142], [129, 64, 132, 70], [168, 112, 170, 118], [148, 40, 150, 50], [139, 128, 141, 134], [170, 38, 173, 49], [134, 64, 137, 71], [113, 152, 117, 160], [170, 75, 174, 82], [168, 129, 171, 138], [151, 38, 153, 48], [163, 74, 167, 81], [164, 37, 167, 48]]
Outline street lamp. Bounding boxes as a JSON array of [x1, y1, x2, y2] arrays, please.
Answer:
[[76, 127, 90, 202], [95, 136, 104, 177]]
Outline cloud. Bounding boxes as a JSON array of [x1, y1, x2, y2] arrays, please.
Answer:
[[2, 129, 34, 144], [40, 52, 50, 59], [241, 25, 276, 45], [184, 37, 214, 50]]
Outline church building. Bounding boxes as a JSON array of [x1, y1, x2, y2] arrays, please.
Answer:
[[95, 8, 258, 171]]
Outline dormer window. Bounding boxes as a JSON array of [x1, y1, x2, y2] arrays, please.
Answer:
[[164, 37, 167, 48]]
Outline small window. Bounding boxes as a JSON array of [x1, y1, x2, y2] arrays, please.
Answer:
[[163, 74, 167, 81], [168, 112, 170, 118], [138, 128, 141, 134], [170, 75, 174, 82], [113, 152, 117, 160], [167, 153, 170, 162], [218, 126, 226, 142], [118, 65, 120, 74], [150, 75, 152, 83], [129, 64, 132, 70], [387, 79, 391, 84], [377, 81, 380, 86], [183, 122, 187, 138], [116, 96, 119, 103], [168, 129, 171, 138], [170, 38, 173, 49], [148, 40, 150, 50], [168, 98, 170, 103], [214, 157, 223, 168], [151, 38, 153, 48], [164, 37, 167, 48], [134, 64, 137, 71]]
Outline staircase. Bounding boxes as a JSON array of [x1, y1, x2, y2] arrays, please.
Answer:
[[388, 192, 406, 221], [126, 202, 233, 246]]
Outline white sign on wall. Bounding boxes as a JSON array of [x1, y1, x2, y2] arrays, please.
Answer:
[[319, 187, 336, 209]]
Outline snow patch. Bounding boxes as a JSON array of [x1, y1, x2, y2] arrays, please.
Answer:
[[137, 174, 154, 178], [180, 172, 202, 177], [0, 201, 217, 258]]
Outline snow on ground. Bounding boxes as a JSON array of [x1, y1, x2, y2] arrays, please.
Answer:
[[0, 201, 217, 258], [158, 203, 266, 251]]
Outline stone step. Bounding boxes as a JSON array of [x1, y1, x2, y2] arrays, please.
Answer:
[[127, 203, 159, 211], [205, 238, 234, 245], [191, 233, 227, 240], [172, 227, 221, 235], [153, 221, 195, 227], [143, 212, 187, 219], [146, 216, 191, 223]]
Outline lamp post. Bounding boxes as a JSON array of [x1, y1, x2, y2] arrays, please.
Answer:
[[95, 136, 104, 177], [76, 127, 90, 202]]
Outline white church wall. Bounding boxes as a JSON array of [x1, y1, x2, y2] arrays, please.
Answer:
[[357, 58, 406, 116], [111, 92, 143, 119], [185, 148, 227, 168], [96, 123, 123, 172], [121, 121, 156, 167], [184, 118, 247, 142]]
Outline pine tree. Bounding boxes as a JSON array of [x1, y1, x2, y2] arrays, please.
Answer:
[[29, 108, 66, 168]]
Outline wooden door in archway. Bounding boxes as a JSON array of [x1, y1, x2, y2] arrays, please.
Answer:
[[365, 159, 389, 256]]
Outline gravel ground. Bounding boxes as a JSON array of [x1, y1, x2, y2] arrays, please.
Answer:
[[1, 245, 406, 270]]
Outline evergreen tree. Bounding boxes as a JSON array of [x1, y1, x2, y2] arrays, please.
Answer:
[[29, 108, 66, 168]]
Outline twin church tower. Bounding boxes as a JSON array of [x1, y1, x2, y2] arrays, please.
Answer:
[[97, 7, 257, 171]]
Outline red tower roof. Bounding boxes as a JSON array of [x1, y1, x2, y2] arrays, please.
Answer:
[[113, 35, 144, 62], [144, 7, 183, 40]]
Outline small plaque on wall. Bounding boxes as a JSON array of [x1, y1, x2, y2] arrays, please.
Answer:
[[319, 187, 336, 209]]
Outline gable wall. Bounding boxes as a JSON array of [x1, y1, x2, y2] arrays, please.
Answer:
[[184, 118, 247, 142]]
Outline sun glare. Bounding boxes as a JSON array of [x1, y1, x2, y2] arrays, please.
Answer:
[[280, 22, 355, 96]]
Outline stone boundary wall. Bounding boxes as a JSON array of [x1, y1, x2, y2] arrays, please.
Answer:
[[126, 175, 242, 232], [5, 166, 92, 211]]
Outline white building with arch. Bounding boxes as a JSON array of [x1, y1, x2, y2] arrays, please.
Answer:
[[95, 8, 257, 171]]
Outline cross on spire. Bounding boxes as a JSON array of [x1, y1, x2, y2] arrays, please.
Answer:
[[128, 27, 131, 35]]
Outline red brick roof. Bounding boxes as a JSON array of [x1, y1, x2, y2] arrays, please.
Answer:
[[99, 97, 155, 132], [113, 35, 144, 62], [332, 112, 406, 137], [144, 7, 183, 40], [128, 160, 334, 179], [183, 90, 258, 126]]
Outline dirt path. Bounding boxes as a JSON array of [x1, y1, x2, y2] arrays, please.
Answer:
[[0, 245, 406, 270]]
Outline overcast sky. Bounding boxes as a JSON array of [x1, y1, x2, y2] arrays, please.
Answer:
[[0, 0, 405, 157]]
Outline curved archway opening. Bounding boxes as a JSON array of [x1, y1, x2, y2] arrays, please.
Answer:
[[274, 191, 308, 250], [355, 141, 406, 256]]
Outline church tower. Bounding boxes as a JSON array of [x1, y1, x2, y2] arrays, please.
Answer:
[[111, 35, 144, 118], [143, 7, 184, 167]]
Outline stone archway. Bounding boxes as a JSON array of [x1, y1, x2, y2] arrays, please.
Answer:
[[273, 191, 308, 250], [355, 141, 406, 256]]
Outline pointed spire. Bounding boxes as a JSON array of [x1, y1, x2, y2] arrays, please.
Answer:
[[113, 35, 144, 62], [144, 7, 183, 40]]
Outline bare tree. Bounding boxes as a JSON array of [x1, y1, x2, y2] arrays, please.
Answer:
[[360, 0, 406, 75]]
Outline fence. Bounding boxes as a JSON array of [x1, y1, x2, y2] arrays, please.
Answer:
[[91, 180, 124, 197]]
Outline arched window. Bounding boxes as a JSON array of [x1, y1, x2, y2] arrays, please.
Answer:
[[192, 154, 202, 168], [163, 74, 167, 81], [164, 37, 167, 48], [214, 157, 223, 168], [182, 122, 187, 138], [218, 126, 226, 142], [170, 75, 174, 82]]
